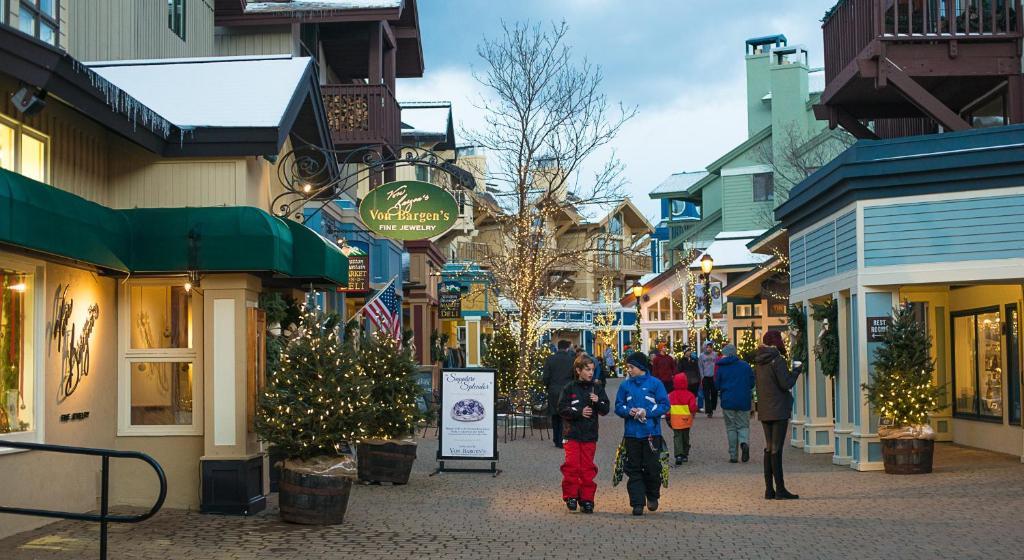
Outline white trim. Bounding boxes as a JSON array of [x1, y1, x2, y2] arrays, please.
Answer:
[[790, 269, 857, 302], [213, 299, 236, 447], [860, 258, 1024, 287], [720, 164, 772, 177], [118, 280, 203, 437]]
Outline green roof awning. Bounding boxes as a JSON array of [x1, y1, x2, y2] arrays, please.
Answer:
[[123, 207, 294, 275], [284, 219, 348, 285], [0, 168, 130, 271], [0, 168, 348, 286]]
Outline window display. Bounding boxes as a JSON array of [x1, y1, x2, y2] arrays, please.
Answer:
[[130, 285, 192, 349], [0, 269, 32, 434], [130, 362, 193, 426], [953, 309, 1004, 421]]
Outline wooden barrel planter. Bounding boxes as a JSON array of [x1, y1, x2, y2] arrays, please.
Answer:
[[881, 438, 934, 474], [357, 440, 417, 484], [279, 462, 354, 525]]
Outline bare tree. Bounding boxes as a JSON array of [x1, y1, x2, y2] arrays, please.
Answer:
[[468, 21, 636, 390]]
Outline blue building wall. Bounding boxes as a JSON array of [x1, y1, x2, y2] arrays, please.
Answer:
[[863, 194, 1024, 267], [789, 210, 856, 288]]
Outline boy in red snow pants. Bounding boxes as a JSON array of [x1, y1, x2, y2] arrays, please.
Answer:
[[556, 354, 611, 513]]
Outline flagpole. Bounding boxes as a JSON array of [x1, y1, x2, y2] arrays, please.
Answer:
[[346, 275, 398, 323]]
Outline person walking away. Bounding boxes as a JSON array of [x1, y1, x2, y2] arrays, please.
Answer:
[[651, 347, 676, 392], [615, 352, 670, 516], [754, 331, 803, 500], [699, 343, 719, 417], [556, 354, 610, 514], [677, 347, 701, 395], [543, 340, 576, 448], [604, 346, 615, 378], [665, 373, 697, 464], [715, 344, 755, 463]]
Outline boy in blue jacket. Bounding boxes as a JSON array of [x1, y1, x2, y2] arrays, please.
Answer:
[[615, 352, 670, 516]]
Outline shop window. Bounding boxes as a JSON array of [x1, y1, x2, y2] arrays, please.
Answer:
[[658, 297, 670, 321], [753, 173, 774, 202], [671, 289, 684, 320], [734, 327, 763, 348], [0, 265, 36, 438], [952, 309, 1003, 422], [734, 303, 762, 319], [168, 0, 185, 40], [19, 0, 58, 45], [120, 282, 200, 435], [0, 118, 48, 183], [1007, 304, 1021, 426]]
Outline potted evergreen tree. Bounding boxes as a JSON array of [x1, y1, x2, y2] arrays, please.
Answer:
[[863, 303, 943, 474], [353, 327, 424, 485], [256, 309, 361, 524]]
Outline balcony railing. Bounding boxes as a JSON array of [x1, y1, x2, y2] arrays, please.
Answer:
[[453, 242, 493, 264], [321, 83, 400, 148], [823, 0, 1022, 82]]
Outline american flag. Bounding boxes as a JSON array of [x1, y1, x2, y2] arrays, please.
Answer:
[[362, 277, 402, 344]]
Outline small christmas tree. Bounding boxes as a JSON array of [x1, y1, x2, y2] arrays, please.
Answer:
[[256, 309, 361, 459], [704, 327, 728, 352], [863, 303, 942, 429], [353, 326, 423, 441], [483, 323, 520, 395], [738, 328, 759, 363]]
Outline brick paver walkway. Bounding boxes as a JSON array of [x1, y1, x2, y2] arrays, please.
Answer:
[[3, 378, 1023, 559]]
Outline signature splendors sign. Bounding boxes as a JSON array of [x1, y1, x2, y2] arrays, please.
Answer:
[[359, 180, 459, 241], [438, 368, 497, 462]]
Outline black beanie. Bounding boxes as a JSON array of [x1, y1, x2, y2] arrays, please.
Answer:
[[626, 351, 650, 373]]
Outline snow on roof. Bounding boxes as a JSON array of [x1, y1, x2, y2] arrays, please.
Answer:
[[576, 199, 622, 224], [638, 272, 659, 286], [650, 171, 708, 196], [400, 102, 451, 137], [690, 230, 770, 269], [244, 0, 402, 13], [87, 55, 312, 128]]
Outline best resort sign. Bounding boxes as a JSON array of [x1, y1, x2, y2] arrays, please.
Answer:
[[359, 180, 458, 241]]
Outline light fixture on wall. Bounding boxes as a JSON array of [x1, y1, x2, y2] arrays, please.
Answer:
[[7, 282, 26, 292], [183, 269, 201, 295]]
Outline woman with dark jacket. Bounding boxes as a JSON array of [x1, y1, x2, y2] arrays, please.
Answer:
[[557, 354, 610, 514], [753, 330, 803, 500], [676, 348, 701, 395]]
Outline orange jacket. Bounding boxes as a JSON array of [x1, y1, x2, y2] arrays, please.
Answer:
[[667, 373, 697, 430]]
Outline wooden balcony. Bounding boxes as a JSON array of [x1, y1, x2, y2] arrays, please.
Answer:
[[452, 242, 493, 265], [321, 83, 400, 149], [819, 0, 1023, 138]]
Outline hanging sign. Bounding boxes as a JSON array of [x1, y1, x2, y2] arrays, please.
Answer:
[[438, 281, 462, 319], [359, 180, 458, 241], [694, 282, 723, 315], [438, 368, 497, 462], [337, 241, 369, 292], [866, 316, 892, 342]]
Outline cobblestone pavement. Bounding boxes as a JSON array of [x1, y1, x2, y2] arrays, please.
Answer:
[[3, 378, 1024, 559]]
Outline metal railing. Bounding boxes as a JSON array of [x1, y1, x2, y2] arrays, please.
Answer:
[[0, 440, 167, 560]]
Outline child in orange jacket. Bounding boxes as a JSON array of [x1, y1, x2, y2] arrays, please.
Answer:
[[666, 373, 697, 464]]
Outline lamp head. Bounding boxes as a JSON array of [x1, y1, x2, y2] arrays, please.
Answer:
[[700, 253, 714, 275], [631, 283, 644, 299]]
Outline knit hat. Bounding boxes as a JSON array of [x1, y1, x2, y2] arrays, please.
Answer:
[[625, 351, 650, 373], [722, 344, 737, 357], [762, 330, 785, 348]]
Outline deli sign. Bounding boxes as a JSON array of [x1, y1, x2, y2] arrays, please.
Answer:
[[359, 180, 458, 241]]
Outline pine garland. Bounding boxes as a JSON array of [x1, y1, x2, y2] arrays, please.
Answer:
[[863, 303, 942, 428], [787, 304, 809, 364], [812, 300, 839, 378]]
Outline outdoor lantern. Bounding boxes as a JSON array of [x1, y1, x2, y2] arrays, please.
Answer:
[[631, 283, 644, 299], [700, 253, 714, 275]]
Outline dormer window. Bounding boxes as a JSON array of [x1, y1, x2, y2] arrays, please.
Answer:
[[608, 213, 623, 235]]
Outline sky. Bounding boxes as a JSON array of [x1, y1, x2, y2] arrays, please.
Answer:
[[395, 0, 838, 223]]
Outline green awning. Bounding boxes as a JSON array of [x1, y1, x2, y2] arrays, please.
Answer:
[[0, 168, 130, 271], [284, 220, 348, 286], [123, 207, 294, 275], [0, 168, 348, 286]]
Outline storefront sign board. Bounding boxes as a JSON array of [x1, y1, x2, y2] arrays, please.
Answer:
[[337, 241, 369, 293], [359, 180, 458, 241], [866, 316, 892, 342], [437, 368, 498, 464], [438, 281, 462, 319]]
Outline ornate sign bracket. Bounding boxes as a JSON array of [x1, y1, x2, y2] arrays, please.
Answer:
[[273, 141, 477, 223]]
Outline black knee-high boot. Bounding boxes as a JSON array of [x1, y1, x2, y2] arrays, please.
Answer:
[[763, 449, 775, 499], [771, 452, 799, 500]]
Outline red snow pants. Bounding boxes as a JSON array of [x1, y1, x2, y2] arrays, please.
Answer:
[[561, 440, 598, 502]]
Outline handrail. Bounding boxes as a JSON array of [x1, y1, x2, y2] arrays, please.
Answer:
[[0, 440, 167, 560]]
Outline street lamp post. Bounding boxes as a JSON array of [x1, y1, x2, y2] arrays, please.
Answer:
[[700, 254, 714, 344], [631, 282, 644, 352]]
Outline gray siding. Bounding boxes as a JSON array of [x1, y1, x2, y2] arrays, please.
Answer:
[[214, 25, 294, 57], [789, 210, 856, 288], [863, 194, 1024, 267], [67, 0, 214, 62]]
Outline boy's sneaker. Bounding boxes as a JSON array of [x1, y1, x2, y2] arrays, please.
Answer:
[[632, 506, 644, 516], [647, 498, 659, 512], [681, 456, 689, 463], [729, 458, 738, 463], [580, 501, 594, 514], [565, 498, 578, 511], [674, 455, 683, 466], [741, 442, 750, 462]]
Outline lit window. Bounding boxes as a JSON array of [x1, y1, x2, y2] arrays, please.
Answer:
[[18, 0, 59, 45], [0, 122, 14, 172], [0, 265, 36, 437], [753, 173, 774, 202], [953, 310, 1003, 421], [168, 0, 186, 40], [0, 117, 48, 183], [19, 131, 45, 182], [121, 282, 201, 435]]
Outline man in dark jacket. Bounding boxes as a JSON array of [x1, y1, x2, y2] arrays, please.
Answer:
[[543, 339, 576, 448], [715, 344, 755, 463], [650, 348, 676, 392], [676, 347, 701, 395]]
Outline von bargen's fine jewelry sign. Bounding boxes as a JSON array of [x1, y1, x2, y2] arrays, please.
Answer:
[[359, 180, 458, 241]]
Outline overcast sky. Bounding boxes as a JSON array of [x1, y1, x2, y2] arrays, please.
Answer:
[[396, 0, 838, 223]]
